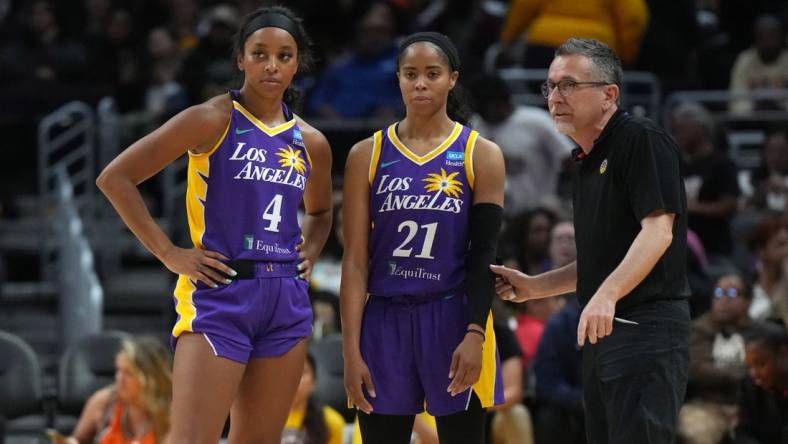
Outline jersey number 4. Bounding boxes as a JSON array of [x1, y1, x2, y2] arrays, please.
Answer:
[[262, 194, 283, 232], [393, 221, 437, 259]]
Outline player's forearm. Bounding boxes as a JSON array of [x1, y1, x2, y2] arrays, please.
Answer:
[[300, 210, 332, 261], [531, 262, 577, 298], [596, 223, 673, 302], [339, 262, 368, 357], [96, 173, 174, 261]]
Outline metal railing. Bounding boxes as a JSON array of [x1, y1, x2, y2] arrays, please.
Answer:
[[37, 101, 96, 281], [663, 89, 788, 169], [54, 165, 102, 346]]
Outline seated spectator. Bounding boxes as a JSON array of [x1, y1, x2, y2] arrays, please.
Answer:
[[502, 207, 558, 276], [749, 126, 788, 214], [468, 74, 573, 216], [306, 2, 402, 119], [141, 27, 187, 126], [487, 304, 533, 444], [733, 322, 788, 444], [687, 229, 715, 318], [671, 101, 740, 271], [178, 3, 239, 105], [513, 220, 573, 369], [497, 0, 648, 68], [532, 296, 584, 444], [0, 0, 89, 84], [283, 353, 345, 444], [678, 273, 754, 444], [49, 337, 172, 444], [746, 217, 788, 322], [729, 14, 788, 114]]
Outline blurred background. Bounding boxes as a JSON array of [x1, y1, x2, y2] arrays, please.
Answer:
[[0, 0, 787, 443]]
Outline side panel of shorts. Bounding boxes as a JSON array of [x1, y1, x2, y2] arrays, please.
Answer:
[[359, 294, 503, 417], [412, 294, 503, 416], [171, 275, 312, 363]]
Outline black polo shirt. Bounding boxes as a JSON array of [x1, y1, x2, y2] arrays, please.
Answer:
[[572, 109, 690, 314]]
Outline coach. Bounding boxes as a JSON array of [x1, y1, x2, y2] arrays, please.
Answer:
[[491, 37, 691, 444]]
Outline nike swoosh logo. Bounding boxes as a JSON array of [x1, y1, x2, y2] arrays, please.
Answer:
[[380, 159, 400, 169], [235, 128, 254, 135]]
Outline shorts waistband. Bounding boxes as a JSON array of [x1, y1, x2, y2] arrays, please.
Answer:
[[226, 260, 299, 279], [369, 288, 461, 305]]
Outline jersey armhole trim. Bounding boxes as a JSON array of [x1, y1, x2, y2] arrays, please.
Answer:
[[465, 130, 479, 190], [368, 130, 383, 185]]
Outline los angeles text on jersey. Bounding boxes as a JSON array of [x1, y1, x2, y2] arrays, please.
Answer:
[[375, 174, 463, 214], [229, 142, 307, 190]]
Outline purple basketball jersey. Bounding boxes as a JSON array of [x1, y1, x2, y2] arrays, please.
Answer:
[[368, 122, 479, 297], [185, 91, 310, 262]]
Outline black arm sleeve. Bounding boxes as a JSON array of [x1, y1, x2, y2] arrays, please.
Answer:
[[466, 203, 504, 328]]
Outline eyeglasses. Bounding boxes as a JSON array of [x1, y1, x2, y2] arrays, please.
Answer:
[[541, 80, 611, 99], [714, 287, 741, 298]]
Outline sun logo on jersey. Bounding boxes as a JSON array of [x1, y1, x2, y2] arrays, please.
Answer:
[[276, 145, 306, 175], [423, 168, 463, 198]]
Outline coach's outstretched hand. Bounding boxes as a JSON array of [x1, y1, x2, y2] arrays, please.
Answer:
[[489, 264, 534, 303]]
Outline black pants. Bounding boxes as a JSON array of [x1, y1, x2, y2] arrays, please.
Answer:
[[358, 392, 487, 444], [536, 404, 586, 444], [583, 299, 690, 444]]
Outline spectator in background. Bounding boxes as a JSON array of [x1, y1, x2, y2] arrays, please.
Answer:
[[512, 221, 573, 370], [671, 101, 740, 271], [635, 0, 700, 94], [306, 2, 402, 119], [532, 296, 584, 444], [86, 7, 145, 112], [686, 229, 715, 318], [730, 14, 788, 114], [468, 74, 573, 216], [503, 207, 558, 276], [48, 337, 172, 444], [166, 0, 199, 51], [678, 273, 754, 444], [282, 353, 346, 444], [0, 0, 89, 84], [747, 217, 788, 322], [733, 322, 788, 444], [488, 310, 533, 444], [178, 3, 239, 105], [141, 27, 187, 126], [497, 0, 649, 68], [750, 126, 788, 214], [532, 220, 584, 444]]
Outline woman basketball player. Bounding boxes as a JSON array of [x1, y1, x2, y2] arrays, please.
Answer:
[[97, 6, 332, 444], [340, 32, 506, 444]]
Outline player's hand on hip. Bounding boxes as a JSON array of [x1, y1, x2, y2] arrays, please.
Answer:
[[161, 246, 234, 288], [490, 264, 532, 302], [295, 243, 312, 281], [447, 332, 484, 396], [344, 353, 376, 414], [577, 291, 616, 346]]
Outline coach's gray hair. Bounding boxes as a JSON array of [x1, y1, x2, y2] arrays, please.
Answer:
[[555, 38, 622, 87]]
